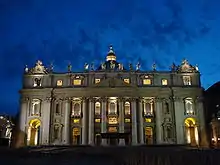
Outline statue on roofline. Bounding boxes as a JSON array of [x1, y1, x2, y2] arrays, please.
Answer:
[[67, 63, 72, 72], [101, 62, 106, 70], [84, 63, 89, 70], [152, 62, 156, 71], [136, 62, 141, 71]]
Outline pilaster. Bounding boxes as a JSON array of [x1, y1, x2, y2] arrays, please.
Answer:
[[131, 98, 137, 145], [196, 96, 208, 147], [173, 97, 185, 144], [118, 97, 125, 145], [41, 97, 52, 145], [155, 97, 163, 144], [101, 97, 107, 145], [138, 98, 144, 144], [63, 97, 71, 145], [88, 97, 95, 145], [82, 97, 87, 145]]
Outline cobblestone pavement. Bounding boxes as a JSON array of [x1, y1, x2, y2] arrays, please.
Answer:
[[0, 146, 219, 165]]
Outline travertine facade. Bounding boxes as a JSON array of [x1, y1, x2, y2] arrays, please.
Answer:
[[18, 46, 207, 147]]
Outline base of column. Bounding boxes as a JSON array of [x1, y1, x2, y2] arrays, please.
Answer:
[[101, 139, 107, 146], [119, 139, 125, 146]]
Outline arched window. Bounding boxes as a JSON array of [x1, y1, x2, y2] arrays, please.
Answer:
[[124, 102, 131, 115], [95, 102, 101, 115], [109, 102, 116, 114], [144, 101, 153, 116], [55, 103, 60, 114], [164, 102, 169, 114], [72, 103, 81, 116], [31, 99, 41, 116], [185, 98, 194, 115]]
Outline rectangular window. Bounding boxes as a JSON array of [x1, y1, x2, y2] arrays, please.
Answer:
[[95, 119, 100, 123], [125, 118, 131, 123], [124, 78, 130, 84], [145, 118, 152, 122], [108, 117, 117, 124], [95, 78, 101, 84], [183, 76, 191, 85], [143, 79, 152, 85], [108, 127, 117, 132], [57, 80, 63, 86], [73, 79, 82, 85], [161, 79, 168, 86], [73, 119, 80, 123]]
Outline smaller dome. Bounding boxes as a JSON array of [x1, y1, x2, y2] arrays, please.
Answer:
[[106, 45, 116, 61]]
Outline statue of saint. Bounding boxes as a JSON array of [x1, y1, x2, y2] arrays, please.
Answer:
[[136, 62, 141, 71], [90, 62, 94, 70], [171, 62, 176, 71], [195, 64, 199, 71], [84, 63, 89, 70], [118, 63, 123, 70], [129, 63, 133, 71], [110, 61, 115, 69], [101, 62, 106, 70], [152, 62, 156, 71], [24, 65, 29, 73], [67, 63, 72, 72]]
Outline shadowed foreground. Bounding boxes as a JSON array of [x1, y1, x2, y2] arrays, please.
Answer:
[[0, 145, 220, 165]]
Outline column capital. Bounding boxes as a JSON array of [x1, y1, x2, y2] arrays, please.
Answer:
[[118, 97, 126, 102], [172, 97, 183, 102], [155, 97, 163, 102], [43, 97, 52, 102], [100, 97, 108, 102], [20, 97, 29, 103], [195, 96, 204, 102], [89, 97, 96, 103]]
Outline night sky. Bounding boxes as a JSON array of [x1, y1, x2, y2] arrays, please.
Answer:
[[0, 0, 220, 115]]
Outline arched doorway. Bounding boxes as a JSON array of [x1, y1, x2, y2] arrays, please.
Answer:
[[184, 118, 199, 146], [27, 119, 41, 146], [72, 127, 81, 145], [145, 127, 153, 145]]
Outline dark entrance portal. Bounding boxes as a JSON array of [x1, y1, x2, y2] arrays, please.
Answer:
[[101, 133, 130, 146]]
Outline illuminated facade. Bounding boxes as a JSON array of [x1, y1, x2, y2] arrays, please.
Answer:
[[18, 46, 208, 147]]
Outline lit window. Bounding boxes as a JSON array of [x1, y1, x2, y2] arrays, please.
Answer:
[[72, 103, 81, 116], [124, 102, 131, 115], [145, 118, 152, 122], [143, 79, 152, 85], [144, 101, 154, 116], [108, 117, 117, 124], [57, 80, 63, 86], [184, 98, 194, 115], [73, 119, 80, 123], [183, 76, 191, 85], [125, 118, 130, 123], [95, 79, 101, 84], [33, 77, 42, 87], [73, 79, 82, 85], [124, 79, 130, 84], [31, 99, 41, 116], [162, 79, 168, 85], [95, 119, 100, 123], [108, 127, 117, 132], [95, 102, 101, 115], [109, 102, 116, 114]]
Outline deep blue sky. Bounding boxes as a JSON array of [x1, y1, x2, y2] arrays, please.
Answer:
[[0, 0, 220, 115]]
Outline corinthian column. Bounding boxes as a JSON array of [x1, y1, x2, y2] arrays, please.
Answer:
[[119, 98, 125, 145], [63, 98, 70, 145], [101, 97, 107, 145], [138, 98, 144, 144], [88, 98, 95, 145], [131, 98, 138, 145], [82, 98, 87, 145], [155, 97, 163, 144]]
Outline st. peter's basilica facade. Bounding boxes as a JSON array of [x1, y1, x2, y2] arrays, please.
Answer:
[[18, 46, 208, 147]]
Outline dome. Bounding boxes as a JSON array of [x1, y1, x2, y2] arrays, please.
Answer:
[[106, 45, 116, 61]]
